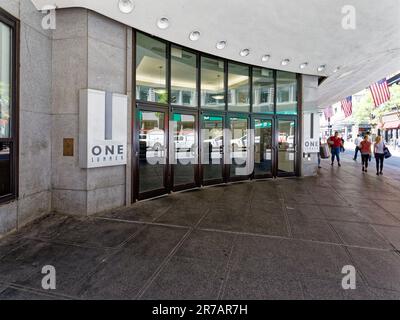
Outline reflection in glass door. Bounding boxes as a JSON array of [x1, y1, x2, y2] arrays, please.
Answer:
[[171, 113, 198, 190], [137, 109, 167, 198], [229, 116, 250, 180], [254, 118, 273, 178], [201, 115, 224, 184], [277, 119, 296, 175]]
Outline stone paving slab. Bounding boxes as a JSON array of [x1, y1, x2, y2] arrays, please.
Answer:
[[0, 152, 400, 299]]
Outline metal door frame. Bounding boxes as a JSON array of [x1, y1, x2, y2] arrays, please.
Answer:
[[134, 103, 170, 200], [170, 108, 200, 191]]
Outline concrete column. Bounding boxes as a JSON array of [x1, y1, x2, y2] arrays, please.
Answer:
[[300, 75, 320, 177], [51, 9, 130, 216]]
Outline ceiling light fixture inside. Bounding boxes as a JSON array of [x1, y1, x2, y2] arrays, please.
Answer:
[[240, 49, 250, 57], [216, 41, 227, 50], [212, 95, 225, 100], [157, 17, 170, 29], [281, 59, 290, 66], [189, 31, 201, 41], [333, 66, 341, 73], [317, 65, 326, 72], [261, 55, 270, 62], [118, 0, 134, 14]]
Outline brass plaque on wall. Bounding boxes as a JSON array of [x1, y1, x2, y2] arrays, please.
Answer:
[[63, 138, 74, 157]]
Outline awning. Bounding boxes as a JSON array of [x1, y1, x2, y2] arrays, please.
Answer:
[[383, 120, 400, 129], [388, 73, 400, 86]]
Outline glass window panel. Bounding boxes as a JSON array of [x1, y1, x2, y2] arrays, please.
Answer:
[[252, 68, 274, 114], [171, 47, 197, 107], [201, 57, 225, 110], [136, 33, 168, 104], [138, 111, 166, 193], [254, 119, 273, 176], [0, 23, 11, 138], [278, 120, 296, 173], [230, 117, 249, 177], [228, 63, 250, 112], [172, 114, 196, 186], [202, 115, 224, 181], [0, 141, 11, 196], [277, 71, 297, 115]]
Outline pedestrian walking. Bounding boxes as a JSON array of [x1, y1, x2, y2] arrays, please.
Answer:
[[318, 138, 322, 168], [340, 138, 345, 153], [359, 135, 372, 173], [328, 131, 342, 167], [374, 136, 385, 175], [353, 134, 362, 160]]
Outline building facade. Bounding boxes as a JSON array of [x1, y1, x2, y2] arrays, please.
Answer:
[[0, 2, 320, 237]]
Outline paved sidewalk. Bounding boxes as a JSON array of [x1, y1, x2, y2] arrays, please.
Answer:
[[342, 143, 400, 184], [1, 159, 400, 300]]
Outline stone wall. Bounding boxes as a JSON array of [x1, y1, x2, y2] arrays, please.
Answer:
[[0, 0, 52, 236], [0, 4, 132, 237]]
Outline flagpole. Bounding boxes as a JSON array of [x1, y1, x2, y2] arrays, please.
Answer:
[[328, 117, 332, 136]]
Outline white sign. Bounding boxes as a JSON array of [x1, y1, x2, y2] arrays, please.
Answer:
[[79, 89, 128, 168], [304, 138, 319, 153]]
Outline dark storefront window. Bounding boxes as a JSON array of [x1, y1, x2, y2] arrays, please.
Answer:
[[276, 71, 298, 115], [136, 32, 168, 104], [0, 11, 17, 202]]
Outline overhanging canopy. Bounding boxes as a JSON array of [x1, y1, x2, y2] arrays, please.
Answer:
[[30, 0, 400, 108]]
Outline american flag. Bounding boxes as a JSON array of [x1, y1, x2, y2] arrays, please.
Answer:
[[323, 106, 333, 120], [370, 78, 391, 107], [341, 96, 353, 118]]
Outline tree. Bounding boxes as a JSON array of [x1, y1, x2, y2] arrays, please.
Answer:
[[352, 84, 400, 126]]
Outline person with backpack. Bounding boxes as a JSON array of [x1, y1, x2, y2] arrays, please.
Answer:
[[374, 135, 385, 176], [340, 137, 345, 153], [359, 135, 372, 173], [328, 131, 343, 167]]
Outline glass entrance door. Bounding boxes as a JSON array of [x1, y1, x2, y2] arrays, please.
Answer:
[[136, 108, 168, 199], [171, 112, 198, 190], [201, 114, 224, 185], [277, 118, 297, 176], [253, 118, 273, 178], [228, 115, 250, 181]]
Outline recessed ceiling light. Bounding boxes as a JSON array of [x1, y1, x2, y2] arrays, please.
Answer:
[[189, 31, 201, 41], [240, 49, 250, 57], [157, 17, 170, 29], [281, 59, 290, 66], [118, 0, 134, 14], [317, 65, 326, 72], [333, 66, 341, 73], [261, 55, 270, 62], [299, 62, 308, 69], [216, 41, 227, 50]]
